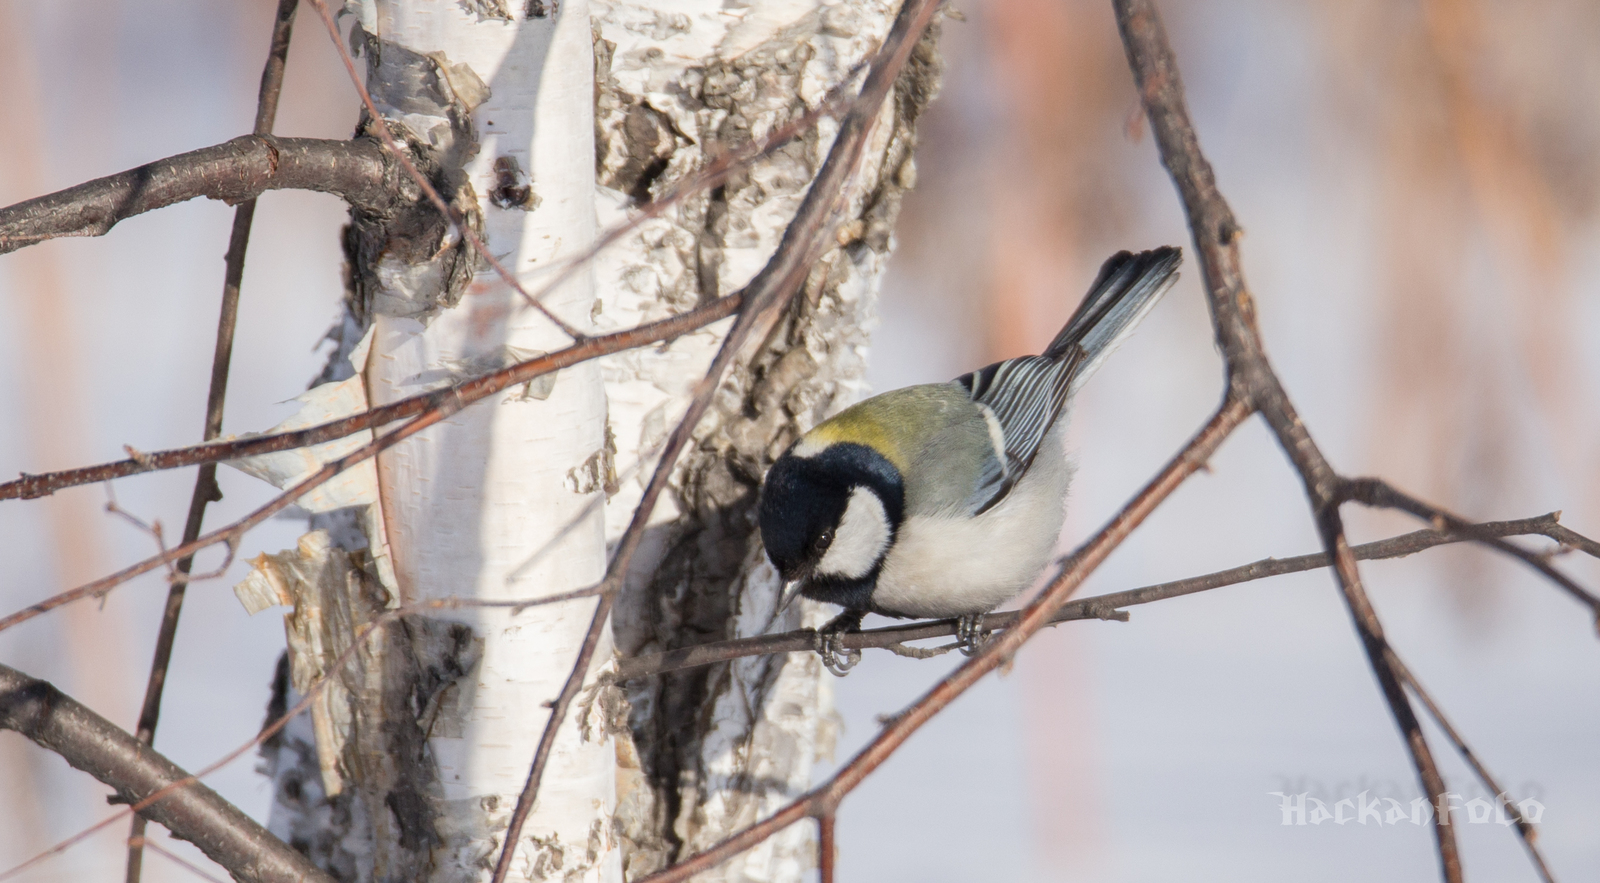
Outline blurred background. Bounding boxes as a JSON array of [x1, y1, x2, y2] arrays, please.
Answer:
[[1, 1, 1597, 881]]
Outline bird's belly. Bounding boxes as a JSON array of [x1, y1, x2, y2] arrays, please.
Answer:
[[870, 464, 1068, 619]]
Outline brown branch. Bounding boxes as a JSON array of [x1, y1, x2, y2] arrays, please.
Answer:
[[1386, 650, 1558, 883], [635, 398, 1251, 883], [0, 136, 401, 254], [0, 583, 603, 883], [0, 663, 334, 883], [126, 3, 301, 881], [1344, 477, 1600, 624], [818, 813, 836, 883], [488, 2, 945, 880], [0, 291, 744, 636], [1113, 2, 1460, 879], [613, 513, 1587, 680], [130, 839, 229, 883], [635, 3, 1591, 880], [0, 29, 886, 507]]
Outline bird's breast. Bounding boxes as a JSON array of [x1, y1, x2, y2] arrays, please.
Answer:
[[870, 443, 1072, 619]]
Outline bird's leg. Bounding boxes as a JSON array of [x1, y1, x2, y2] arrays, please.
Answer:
[[814, 609, 866, 677], [955, 613, 991, 657]]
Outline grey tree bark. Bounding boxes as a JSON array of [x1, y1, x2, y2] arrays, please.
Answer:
[[592, 3, 940, 877]]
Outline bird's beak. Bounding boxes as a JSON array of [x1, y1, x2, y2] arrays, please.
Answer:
[[778, 578, 807, 614]]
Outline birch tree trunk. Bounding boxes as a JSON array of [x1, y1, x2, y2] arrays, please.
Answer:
[[253, 3, 619, 881], [594, 2, 936, 878], [246, 1, 938, 881]]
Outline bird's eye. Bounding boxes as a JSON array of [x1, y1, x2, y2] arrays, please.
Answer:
[[816, 529, 834, 552]]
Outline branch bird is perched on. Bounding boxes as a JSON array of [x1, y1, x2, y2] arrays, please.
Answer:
[[758, 247, 1183, 674]]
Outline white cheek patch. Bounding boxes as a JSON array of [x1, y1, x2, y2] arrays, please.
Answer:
[[816, 487, 891, 580]]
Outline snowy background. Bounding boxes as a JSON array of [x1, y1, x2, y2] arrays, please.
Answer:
[[1, 1, 1597, 881]]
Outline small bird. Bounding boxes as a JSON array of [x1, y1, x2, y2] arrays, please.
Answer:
[[758, 247, 1182, 674]]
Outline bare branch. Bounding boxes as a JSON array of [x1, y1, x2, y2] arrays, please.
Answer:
[[0, 664, 334, 883], [1344, 477, 1600, 624], [0, 29, 886, 507], [130, 839, 230, 883], [0, 585, 601, 883], [629, 1, 1598, 879], [613, 513, 1588, 680], [0, 291, 743, 635], [0, 136, 402, 254], [1113, 1, 1460, 878], [1386, 650, 1558, 883], [127, 3, 302, 881]]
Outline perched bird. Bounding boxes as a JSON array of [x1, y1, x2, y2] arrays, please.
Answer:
[[758, 247, 1182, 673]]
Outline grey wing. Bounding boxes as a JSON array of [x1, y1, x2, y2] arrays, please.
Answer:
[[953, 247, 1180, 515], [956, 346, 1086, 515]]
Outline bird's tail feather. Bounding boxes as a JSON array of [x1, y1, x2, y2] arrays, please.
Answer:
[[1045, 246, 1182, 394]]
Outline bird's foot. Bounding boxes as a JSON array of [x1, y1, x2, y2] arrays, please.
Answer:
[[814, 610, 865, 677], [955, 613, 991, 657]]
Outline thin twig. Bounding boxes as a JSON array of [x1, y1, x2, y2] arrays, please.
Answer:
[[488, 2, 944, 880], [1386, 650, 1558, 883], [612, 513, 1586, 680], [1343, 477, 1600, 624], [818, 812, 836, 883], [1113, 2, 1460, 878], [0, 291, 744, 636], [126, 4, 300, 882], [129, 839, 229, 883]]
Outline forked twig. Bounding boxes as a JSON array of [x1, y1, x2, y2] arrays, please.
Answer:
[[1343, 477, 1600, 623], [1386, 650, 1557, 883]]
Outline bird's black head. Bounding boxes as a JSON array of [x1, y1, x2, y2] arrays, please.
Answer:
[[758, 442, 905, 611]]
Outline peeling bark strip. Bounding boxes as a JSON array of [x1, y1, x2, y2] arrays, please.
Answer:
[[594, 1, 943, 876], [260, 1, 624, 881], [0, 664, 334, 883], [0, 136, 406, 254]]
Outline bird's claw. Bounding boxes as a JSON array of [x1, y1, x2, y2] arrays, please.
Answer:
[[814, 610, 866, 677], [955, 614, 991, 657], [815, 629, 861, 676]]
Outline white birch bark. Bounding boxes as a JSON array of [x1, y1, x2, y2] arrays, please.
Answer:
[[251, 2, 620, 881], [245, 2, 938, 881], [359, 2, 619, 882]]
